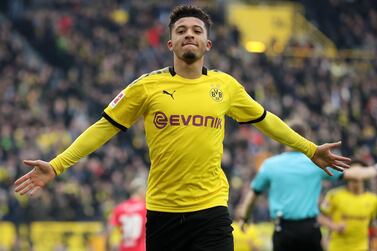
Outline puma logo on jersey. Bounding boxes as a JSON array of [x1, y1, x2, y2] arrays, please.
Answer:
[[163, 90, 175, 100]]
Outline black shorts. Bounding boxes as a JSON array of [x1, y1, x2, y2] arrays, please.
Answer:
[[146, 206, 234, 251], [273, 217, 323, 251]]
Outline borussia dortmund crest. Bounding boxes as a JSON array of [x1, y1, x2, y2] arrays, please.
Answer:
[[210, 87, 223, 102]]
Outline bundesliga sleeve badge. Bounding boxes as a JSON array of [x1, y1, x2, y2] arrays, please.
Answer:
[[110, 91, 125, 108]]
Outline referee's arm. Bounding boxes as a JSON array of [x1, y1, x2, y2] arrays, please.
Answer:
[[235, 188, 260, 231]]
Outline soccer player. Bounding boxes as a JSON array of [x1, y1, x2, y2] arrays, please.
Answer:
[[105, 178, 146, 251], [236, 122, 376, 251], [14, 5, 351, 251], [319, 160, 377, 251]]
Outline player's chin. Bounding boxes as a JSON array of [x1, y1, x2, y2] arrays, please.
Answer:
[[182, 51, 199, 64]]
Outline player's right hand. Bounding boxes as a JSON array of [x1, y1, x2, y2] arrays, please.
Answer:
[[14, 160, 56, 196]]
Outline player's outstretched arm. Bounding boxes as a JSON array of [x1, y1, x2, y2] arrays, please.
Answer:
[[343, 164, 377, 180], [14, 160, 56, 196], [14, 117, 120, 196], [254, 112, 351, 175], [311, 142, 351, 176]]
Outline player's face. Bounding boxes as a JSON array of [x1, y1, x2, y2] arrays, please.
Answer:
[[346, 179, 364, 190], [168, 17, 212, 64]]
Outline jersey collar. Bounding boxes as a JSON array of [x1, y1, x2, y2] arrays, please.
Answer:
[[168, 66, 208, 76]]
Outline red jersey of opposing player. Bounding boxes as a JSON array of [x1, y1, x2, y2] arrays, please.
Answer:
[[109, 198, 147, 251]]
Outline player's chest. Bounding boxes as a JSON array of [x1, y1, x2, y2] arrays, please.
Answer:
[[338, 196, 374, 218], [147, 83, 229, 115]]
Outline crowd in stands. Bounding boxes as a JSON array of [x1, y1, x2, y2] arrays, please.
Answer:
[[300, 0, 377, 50], [0, 0, 376, 228]]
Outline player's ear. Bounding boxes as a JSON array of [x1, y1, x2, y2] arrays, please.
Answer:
[[167, 40, 173, 51], [206, 40, 212, 51]]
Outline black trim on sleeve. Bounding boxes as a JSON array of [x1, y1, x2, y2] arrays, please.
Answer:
[[253, 188, 263, 195], [338, 173, 344, 180], [239, 109, 267, 125], [102, 112, 128, 132]]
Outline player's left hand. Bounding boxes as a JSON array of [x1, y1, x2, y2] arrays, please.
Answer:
[[311, 141, 351, 176]]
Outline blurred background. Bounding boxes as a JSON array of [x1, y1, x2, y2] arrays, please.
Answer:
[[0, 0, 376, 250]]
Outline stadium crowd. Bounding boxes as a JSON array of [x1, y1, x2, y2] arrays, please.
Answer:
[[0, 0, 376, 229], [301, 0, 377, 49]]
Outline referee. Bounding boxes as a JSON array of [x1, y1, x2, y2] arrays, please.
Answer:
[[236, 121, 377, 251]]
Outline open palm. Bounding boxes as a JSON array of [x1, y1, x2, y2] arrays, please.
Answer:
[[14, 160, 56, 196], [311, 142, 351, 176]]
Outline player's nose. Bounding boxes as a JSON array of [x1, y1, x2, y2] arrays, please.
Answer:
[[185, 29, 195, 38]]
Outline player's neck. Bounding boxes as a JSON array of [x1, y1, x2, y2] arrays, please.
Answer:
[[173, 57, 204, 79], [347, 185, 364, 195]]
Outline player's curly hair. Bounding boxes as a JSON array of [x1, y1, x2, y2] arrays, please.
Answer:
[[169, 5, 212, 36]]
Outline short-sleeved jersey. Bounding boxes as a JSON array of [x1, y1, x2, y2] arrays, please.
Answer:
[[320, 187, 377, 251], [104, 67, 265, 212], [109, 198, 146, 251], [251, 152, 342, 219]]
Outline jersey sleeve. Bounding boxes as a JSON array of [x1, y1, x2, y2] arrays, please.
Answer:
[[226, 76, 266, 123], [50, 117, 120, 175], [251, 163, 270, 194], [103, 76, 150, 130]]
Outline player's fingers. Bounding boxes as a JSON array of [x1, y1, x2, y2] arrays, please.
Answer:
[[333, 160, 350, 170], [29, 176, 45, 187], [15, 178, 32, 192], [323, 167, 333, 176], [332, 154, 351, 163], [330, 165, 344, 172], [14, 172, 32, 186], [18, 183, 34, 195], [327, 141, 342, 149], [29, 186, 41, 197], [23, 160, 39, 167]]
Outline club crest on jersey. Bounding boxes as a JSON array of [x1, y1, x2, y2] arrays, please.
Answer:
[[209, 87, 223, 102], [110, 92, 124, 108]]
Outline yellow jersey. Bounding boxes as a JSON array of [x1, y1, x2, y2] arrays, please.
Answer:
[[321, 187, 377, 251], [103, 67, 265, 212]]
